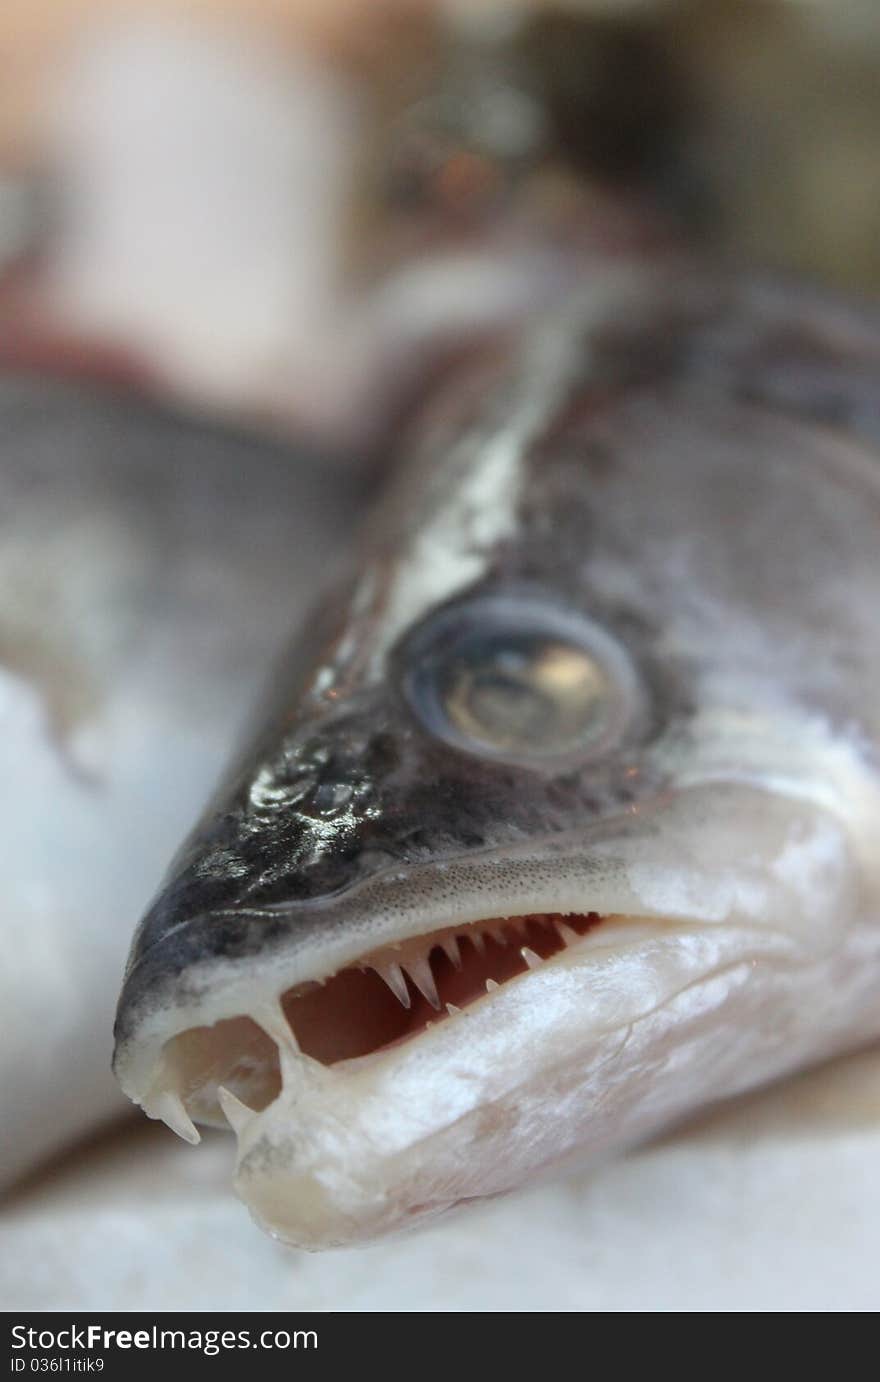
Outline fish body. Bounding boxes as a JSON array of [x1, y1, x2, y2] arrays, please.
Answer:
[[0, 374, 357, 1184], [114, 268, 880, 1248]]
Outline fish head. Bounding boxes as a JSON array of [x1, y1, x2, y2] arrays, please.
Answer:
[[114, 273, 880, 1247]]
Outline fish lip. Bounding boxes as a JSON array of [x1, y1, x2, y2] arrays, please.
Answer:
[[114, 783, 854, 1108]]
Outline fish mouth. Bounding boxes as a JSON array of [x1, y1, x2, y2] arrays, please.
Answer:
[[281, 911, 610, 1065], [128, 784, 852, 1138], [152, 907, 658, 1129]]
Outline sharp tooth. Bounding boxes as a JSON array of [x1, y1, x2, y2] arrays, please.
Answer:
[[148, 1090, 200, 1145], [217, 1085, 255, 1136], [471, 930, 487, 956], [441, 935, 462, 969], [485, 978, 500, 993], [446, 1002, 463, 1016], [490, 923, 509, 945], [555, 919, 580, 947], [405, 955, 441, 1009], [256, 1000, 301, 1053], [374, 960, 411, 1008], [521, 947, 542, 971]]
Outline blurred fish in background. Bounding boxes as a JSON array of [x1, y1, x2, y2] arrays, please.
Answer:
[[0, 380, 361, 1186], [2, 0, 880, 1311]]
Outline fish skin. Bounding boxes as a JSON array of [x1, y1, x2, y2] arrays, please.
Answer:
[[113, 268, 880, 1246], [0, 374, 359, 1185]]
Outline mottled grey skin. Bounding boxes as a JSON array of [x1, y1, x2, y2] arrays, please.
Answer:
[[115, 268, 880, 1056]]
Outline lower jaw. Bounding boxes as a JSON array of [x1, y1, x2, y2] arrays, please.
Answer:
[[225, 918, 829, 1250]]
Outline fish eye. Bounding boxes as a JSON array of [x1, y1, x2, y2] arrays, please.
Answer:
[[400, 595, 641, 765]]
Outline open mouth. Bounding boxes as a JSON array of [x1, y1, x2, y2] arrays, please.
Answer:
[[157, 910, 618, 1132], [282, 911, 604, 1065]]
